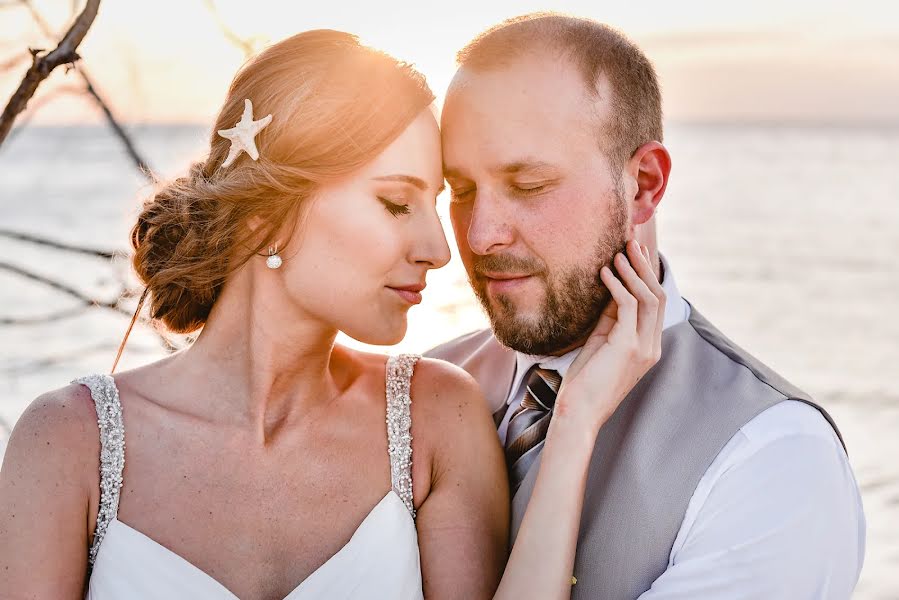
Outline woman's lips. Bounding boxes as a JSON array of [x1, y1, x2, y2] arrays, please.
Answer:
[[388, 286, 424, 305]]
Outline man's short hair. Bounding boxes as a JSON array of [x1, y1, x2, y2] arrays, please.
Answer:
[[457, 13, 663, 171]]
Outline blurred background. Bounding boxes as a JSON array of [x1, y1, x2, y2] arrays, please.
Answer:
[[1, 1, 897, 597]]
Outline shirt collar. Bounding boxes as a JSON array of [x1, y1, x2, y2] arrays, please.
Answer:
[[507, 252, 690, 404]]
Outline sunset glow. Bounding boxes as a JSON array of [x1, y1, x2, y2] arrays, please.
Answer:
[[2, 0, 897, 125]]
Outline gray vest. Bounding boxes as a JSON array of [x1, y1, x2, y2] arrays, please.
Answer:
[[426, 304, 844, 599]]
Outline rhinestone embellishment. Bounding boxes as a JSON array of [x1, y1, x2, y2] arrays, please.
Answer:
[[72, 356, 419, 567], [72, 374, 125, 568], [386, 354, 420, 518]]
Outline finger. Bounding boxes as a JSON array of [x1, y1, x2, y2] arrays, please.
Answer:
[[640, 245, 666, 351], [618, 248, 656, 340], [630, 243, 665, 351], [632, 243, 665, 300], [600, 265, 637, 341], [616, 246, 658, 347]]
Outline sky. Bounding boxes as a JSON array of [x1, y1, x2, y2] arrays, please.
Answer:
[[1, 0, 898, 125]]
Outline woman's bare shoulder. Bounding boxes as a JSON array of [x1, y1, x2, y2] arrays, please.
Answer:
[[0, 382, 100, 595], [3, 384, 100, 501], [331, 347, 492, 439], [408, 357, 498, 448], [410, 356, 484, 410], [4, 381, 101, 474], [1, 381, 101, 539]]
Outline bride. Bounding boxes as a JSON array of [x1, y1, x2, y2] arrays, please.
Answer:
[[0, 30, 664, 599]]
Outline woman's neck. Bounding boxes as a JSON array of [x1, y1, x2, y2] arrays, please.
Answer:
[[170, 273, 344, 440]]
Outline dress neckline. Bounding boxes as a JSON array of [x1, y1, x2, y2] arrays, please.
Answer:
[[103, 490, 408, 600], [76, 353, 421, 597]]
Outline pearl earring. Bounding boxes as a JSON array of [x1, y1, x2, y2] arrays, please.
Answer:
[[266, 244, 282, 269]]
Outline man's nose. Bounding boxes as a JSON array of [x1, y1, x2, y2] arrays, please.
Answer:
[[465, 189, 514, 256]]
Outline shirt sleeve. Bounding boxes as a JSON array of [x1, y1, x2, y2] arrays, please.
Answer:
[[637, 418, 866, 599]]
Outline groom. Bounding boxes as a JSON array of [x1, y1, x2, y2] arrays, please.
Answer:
[[427, 13, 865, 599]]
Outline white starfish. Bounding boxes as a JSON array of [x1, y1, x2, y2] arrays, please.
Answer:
[[217, 99, 273, 168]]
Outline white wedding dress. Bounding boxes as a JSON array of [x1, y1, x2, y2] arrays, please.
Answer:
[[76, 354, 424, 599]]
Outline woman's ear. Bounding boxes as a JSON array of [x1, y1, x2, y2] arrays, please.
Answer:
[[628, 141, 671, 225], [247, 215, 265, 232]]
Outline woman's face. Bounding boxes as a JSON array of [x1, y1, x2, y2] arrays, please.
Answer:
[[279, 109, 450, 345]]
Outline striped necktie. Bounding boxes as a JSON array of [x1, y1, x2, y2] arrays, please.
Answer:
[[504, 366, 562, 494]]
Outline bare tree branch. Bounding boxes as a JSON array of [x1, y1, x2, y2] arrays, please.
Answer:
[[0, 228, 118, 259], [12, 0, 154, 176], [0, 261, 180, 353], [202, 0, 265, 58], [80, 74, 152, 175], [0, 0, 100, 145], [0, 51, 30, 72], [0, 261, 125, 314], [0, 305, 89, 325], [0, 341, 112, 373], [1, 85, 87, 144]]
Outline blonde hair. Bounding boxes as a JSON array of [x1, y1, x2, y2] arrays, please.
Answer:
[[116, 30, 434, 369]]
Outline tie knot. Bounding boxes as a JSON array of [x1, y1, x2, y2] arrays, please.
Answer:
[[522, 367, 562, 412]]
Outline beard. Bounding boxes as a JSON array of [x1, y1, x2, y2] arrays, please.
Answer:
[[468, 193, 629, 356]]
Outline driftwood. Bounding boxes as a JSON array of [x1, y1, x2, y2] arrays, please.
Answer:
[[0, 0, 101, 145]]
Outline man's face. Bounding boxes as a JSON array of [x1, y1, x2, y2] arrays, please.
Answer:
[[441, 54, 631, 356]]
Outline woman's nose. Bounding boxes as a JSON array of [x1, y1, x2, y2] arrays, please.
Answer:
[[414, 210, 452, 269]]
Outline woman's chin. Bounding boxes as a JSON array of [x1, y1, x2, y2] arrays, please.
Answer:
[[343, 321, 407, 347]]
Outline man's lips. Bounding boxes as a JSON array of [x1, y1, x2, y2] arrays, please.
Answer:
[[479, 272, 534, 280], [480, 272, 536, 293]]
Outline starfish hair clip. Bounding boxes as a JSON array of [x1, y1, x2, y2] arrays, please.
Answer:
[[217, 99, 273, 168]]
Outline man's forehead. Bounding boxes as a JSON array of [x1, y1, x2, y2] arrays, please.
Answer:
[[449, 50, 599, 94], [443, 60, 607, 132]]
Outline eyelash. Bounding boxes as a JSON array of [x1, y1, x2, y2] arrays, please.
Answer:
[[450, 184, 547, 202], [510, 184, 547, 196], [379, 197, 411, 217], [450, 188, 474, 203]]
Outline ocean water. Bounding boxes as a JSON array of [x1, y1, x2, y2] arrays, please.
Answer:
[[1, 123, 897, 597]]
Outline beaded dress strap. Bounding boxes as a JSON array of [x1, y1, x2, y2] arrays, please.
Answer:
[[72, 374, 125, 567], [386, 354, 419, 518]]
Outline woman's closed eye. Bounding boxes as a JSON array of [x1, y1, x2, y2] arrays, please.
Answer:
[[379, 196, 411, 217]]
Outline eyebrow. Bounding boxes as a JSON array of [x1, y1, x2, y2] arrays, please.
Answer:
[[372, 174, 445, 194], [497, 161, 555, 175], [444, 161, 557, 180], [443, 166, 466, 180]]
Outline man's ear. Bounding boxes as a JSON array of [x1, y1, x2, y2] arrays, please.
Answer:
[[627, 141, 671, 225]]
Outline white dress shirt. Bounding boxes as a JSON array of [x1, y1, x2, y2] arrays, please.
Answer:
[[498, 254, 866, 598]]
